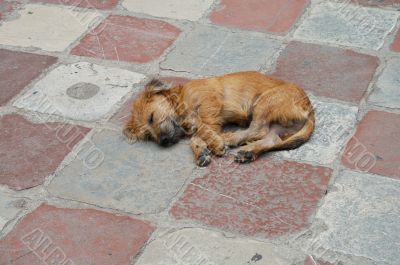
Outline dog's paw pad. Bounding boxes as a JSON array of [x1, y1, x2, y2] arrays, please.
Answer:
[[197, 149, 211, 167], [235, 150, 256, 163]]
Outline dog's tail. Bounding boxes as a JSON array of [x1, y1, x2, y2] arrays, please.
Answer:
[[272, 109, 315, 151]]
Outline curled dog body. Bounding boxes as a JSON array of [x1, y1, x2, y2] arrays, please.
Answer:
[[124, 71, 315, 166]]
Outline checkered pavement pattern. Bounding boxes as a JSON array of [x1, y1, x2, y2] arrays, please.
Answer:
[[1, 0, 400, 264]]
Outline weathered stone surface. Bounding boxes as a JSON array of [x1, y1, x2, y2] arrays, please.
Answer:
[[342, 110, 400, 179], [368, 58, 400, 108], [0, 49, 57, 106], [209, 0, 309, 33], [161, 25, 282, 76], [171, 157, 331, 238], [279, 98, 358, 165], [0, 114, 90, 190], [294, 2, 399, 50], [0, 204, 154, 265], [71, 15, 181, 63], [0, 192, 26, 231], [0, 4, 101, 52], [122, 0, 214, 21], [48, 130, 195, 214], [13, 62, 145, 121], [351, 0, 400, 8], [33, 0, 119, 10], [0, 0, 20, 20], [136, 228, 305, 265], [272, 41, 378, 103], [315, 170, 400, 265]]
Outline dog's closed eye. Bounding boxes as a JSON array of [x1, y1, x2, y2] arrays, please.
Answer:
[[148, 112, 154, 124]]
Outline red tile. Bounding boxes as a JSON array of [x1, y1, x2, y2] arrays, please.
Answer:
[[351, 0, 400, 8], [0, 49, 57, 106], [71, 15, 181, 63], [0, 114, 90, 190], [170, 157, 331, 238], [272, 41, 378, 103], [111, 76, 190, 124], [391, 28, 400, 52], [0, 204, 154, 265], [32, 0, 119, 10], [342, 110, 400, 179], [209, 0, 309, 33]]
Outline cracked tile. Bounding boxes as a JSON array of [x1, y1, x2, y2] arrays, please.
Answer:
[[161, 24, 282, 76], [171, 157, 331, 238], [48, 130, 196, 214], [71, 15, 181, 63]]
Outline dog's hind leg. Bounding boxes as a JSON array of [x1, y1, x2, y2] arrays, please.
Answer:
[[234, 114, 314, 163], [222, 121, 268, 147], [191, 136, 212, 167], [234, 130, 282, 163]]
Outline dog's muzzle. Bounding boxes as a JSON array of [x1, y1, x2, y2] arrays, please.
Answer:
[[159, 120, 184, 147]]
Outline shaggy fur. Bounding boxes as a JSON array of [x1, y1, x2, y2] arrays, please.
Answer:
[[124, 71, 315, 166]]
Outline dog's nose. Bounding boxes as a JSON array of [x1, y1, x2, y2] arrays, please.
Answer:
[[160, 134, 169, 146]]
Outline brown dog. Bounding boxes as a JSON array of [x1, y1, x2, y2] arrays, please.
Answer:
[[123, 71, 315, 166]]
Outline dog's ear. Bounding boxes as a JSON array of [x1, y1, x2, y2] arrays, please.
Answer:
[[145, 78, 169, 97]]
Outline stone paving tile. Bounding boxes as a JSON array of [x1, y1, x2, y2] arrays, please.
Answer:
[[136, 228, 305, 265], [161, 25, 282, 76], [13, 62, 145, 121], [391, 29, 400, 52], [0, 4, 101, 52], [272, 41, 378, 103], [0, 114, 90, 190], [33, 0, 119, 10], [0, 192, 26, 231], [122, 0, 214, 21], [0, 0, 20, 20], [171, 157, 331, 238], [71, 15, 181, 63], [368, 58, 400, 108], [209, 0, 309, 33], [294, 2, 399, 50], [111, 76, 190, 125], [279, 98, 358, 165], [342, 110, 400, 179], [0, 204, 154, 265], [48, 129, 195, 214], [304, 256, 337, 265], [351, 0, 400, 8], [0, 49, 57, 106], [315, 170, 400, 265]]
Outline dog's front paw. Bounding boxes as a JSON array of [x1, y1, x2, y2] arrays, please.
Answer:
[[123, 127, 138, 145], [212, 144, 226, 157], [235, 150, 256, 163], [197, 148, 212, 167]]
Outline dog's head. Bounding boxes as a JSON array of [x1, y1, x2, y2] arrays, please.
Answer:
[[123, 79, 185, 146]]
